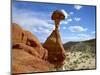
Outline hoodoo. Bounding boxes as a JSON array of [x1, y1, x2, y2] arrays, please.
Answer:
[[43, 10, 66, 67]]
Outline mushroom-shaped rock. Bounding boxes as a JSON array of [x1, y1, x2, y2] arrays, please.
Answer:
[[43, 10, 66, 68], [51, 10, 65, 29]]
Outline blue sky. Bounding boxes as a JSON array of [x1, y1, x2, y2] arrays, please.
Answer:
[[12, 1, 96, 43]]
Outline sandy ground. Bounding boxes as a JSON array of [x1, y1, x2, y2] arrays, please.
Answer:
[[54, 51, 96, 71]]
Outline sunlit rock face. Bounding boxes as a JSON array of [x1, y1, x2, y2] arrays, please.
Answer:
[[12, 23, 54, 74]]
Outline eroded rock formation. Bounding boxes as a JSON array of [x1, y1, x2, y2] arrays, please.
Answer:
[[12, 10, 66, 74], [43, 10, 66, 68], [43, 29, 66, 67], [12, 23, 54, 74]]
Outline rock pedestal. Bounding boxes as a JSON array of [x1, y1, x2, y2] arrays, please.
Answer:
[[43, 29, 66, 67]]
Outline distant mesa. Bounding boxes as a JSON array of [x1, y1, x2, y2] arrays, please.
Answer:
[[63, 38, 96, 53]]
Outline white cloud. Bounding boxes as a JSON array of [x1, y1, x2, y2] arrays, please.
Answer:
[[12, 6, 54, 43], [78, 34, 90, 37], [60, 10, 72, 25], [70, 12, 74, 15], [74, 5, 83, 10], [62, 36, 79, 43], [13, 14, 54, 33], [68, 26, 87, 32], [35, 27, 51, 34], [62, 27, 66, 30], [61, 9, 69, 19], [60, 21, 68, 25], [68, 18, 72, 22], [60, 18, 72, 25], [77, 33, 95, 40], [62, 33, 95, 43], [74, 17, 81, 21], [91, 31, 95, 34], [13, 7, 54, 29]]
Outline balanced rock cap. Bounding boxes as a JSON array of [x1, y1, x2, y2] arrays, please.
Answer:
[[51, 10, 65, 20]]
